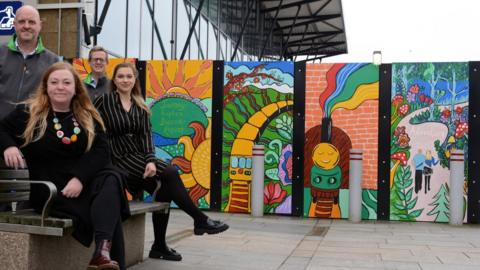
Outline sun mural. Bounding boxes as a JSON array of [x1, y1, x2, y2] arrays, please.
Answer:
[[146, 60, 213, 207]]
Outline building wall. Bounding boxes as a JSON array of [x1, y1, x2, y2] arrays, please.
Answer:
[[0, 0, 81, 58]]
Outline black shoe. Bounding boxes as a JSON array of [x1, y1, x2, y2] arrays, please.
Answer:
[[194, 218, 229, 235], [149, 246, 182, 261]]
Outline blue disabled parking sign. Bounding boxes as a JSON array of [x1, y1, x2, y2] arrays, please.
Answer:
[[0, 1, 22, 36]]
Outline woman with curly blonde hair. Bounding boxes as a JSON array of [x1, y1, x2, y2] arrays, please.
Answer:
[[0, 62, 129, 270]]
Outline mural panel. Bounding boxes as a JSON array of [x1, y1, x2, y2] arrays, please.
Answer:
[[146, 60, 213, 208], [390, 62, 469, 222], [222, 62, 294, 214], [304, 63, 379, 219]]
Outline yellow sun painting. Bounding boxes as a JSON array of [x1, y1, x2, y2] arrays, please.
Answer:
[[146, 60, 212, 99], [146, 60, 213, 206]]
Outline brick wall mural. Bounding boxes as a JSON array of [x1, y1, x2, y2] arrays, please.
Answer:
[[222, 62, 294, 214], [304, 63, 379, 219], [389, 62, 469, 222]]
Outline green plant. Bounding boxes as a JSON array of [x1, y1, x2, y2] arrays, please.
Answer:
[[390, 165, 423, 221], [427, 183, 449, 222]]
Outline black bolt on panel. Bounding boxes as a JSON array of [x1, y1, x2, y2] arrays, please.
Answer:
[[468, 61, 480, 223], [136, 60, 147, 98], [292, 61, 306, 217], [377, 64, 392, 220], [209, 61, 225, 211]]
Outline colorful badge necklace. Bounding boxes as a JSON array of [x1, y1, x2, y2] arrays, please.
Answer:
[[53, 113, 81, 145]]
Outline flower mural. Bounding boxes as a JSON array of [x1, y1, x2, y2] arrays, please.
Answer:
[[278, 144, 293, 186], [264, 181, 287, 213], [393, 126, 410, 149]]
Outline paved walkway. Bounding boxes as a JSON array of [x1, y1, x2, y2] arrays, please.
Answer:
[[130, 210, 480, 270]]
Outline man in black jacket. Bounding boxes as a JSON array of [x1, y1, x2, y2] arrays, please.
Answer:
[[84, 46, 110, 100], [0, 5, 58, 120]]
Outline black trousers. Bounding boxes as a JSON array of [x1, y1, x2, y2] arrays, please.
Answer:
[[91, 175, 125, 270], [137, 165, 207, 223], [415, 170, 423, 193]]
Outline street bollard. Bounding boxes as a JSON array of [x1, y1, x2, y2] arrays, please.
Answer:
[[349, 149, 363, 222], [449, 149, 464, 226], [251, 144, 264, 217]]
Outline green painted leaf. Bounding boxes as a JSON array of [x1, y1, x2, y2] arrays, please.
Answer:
[[406, 197, 418, 210], [404, 169, 411, 180], [409, 209, 423, 218], [278, 130, 292, 140], [265, 168, 279, 180], [405, 179, 413, 187], [394, 202, 405, 210], [405, 189, 413, 202]]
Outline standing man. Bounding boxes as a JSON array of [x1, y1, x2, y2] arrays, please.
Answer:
[[412, 148, 426, 194], [0, 5, 58, 120], [84, 46, 110, 100]]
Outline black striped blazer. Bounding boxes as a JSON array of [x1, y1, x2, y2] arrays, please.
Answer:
[[94, 92, 167, 182]]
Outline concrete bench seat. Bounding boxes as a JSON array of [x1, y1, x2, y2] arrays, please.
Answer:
[[0, 168, 169, 270], [0, 201, 167, 236]]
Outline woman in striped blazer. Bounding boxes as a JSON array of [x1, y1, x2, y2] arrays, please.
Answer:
[[94, 62, 228, 261]]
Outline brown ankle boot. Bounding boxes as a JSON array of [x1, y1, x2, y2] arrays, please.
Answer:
[[87, 240, 119, 270]]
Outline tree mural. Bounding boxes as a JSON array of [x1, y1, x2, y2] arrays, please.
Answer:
[[390, 62, 469, 222], [427, 183, 450, 222]]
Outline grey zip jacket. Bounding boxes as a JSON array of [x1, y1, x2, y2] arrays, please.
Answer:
[[0, 35, 58, 119]]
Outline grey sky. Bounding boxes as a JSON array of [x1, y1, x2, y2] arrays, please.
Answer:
[[96, 0, 479, 63], [324, 0, 480, 63]]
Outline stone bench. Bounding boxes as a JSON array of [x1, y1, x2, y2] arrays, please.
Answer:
[[0, 169, 168, 270]]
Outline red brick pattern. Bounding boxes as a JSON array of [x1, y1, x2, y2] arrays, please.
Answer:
[[305, 63, 378, 190]]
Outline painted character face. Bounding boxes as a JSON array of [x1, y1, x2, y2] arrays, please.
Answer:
[[310, 166, 342, 190], [312, 143, 340, 170]]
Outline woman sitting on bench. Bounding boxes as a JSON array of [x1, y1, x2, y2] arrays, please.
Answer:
[[0, 62, 129, 270], [94, 62, 229, 261]]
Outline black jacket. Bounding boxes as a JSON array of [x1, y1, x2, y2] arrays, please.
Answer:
[[0, 105, 130, 246]]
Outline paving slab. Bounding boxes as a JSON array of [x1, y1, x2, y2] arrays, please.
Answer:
[[128, 210, 480, 270]]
